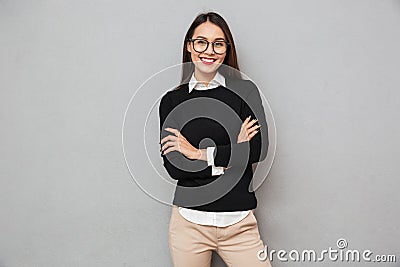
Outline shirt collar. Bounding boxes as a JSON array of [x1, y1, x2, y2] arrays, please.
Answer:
[[188, 71, 226, 93]]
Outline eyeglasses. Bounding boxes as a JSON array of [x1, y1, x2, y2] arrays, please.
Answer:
[[188, 38, 230, 55]]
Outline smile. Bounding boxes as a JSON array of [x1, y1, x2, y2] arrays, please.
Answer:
[[200, 57, 217, 65]]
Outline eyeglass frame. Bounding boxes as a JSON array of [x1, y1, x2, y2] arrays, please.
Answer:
[[187, 38, 230, 55]]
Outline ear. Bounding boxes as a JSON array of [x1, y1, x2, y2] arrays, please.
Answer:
[[186, 41, 192, 53]]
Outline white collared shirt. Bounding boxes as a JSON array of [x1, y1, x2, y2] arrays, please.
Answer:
[[188, 70, 225, 93], [178, 71, 251, 227]]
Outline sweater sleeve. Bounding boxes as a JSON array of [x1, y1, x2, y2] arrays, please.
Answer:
[[212, 80, 269, 168], [159, 92, 213, 180]]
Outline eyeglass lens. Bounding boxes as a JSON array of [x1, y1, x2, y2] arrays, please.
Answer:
[[192, 39, 227, 54]]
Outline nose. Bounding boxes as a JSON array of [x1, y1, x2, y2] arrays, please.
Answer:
[[204, 42, 215, 55]]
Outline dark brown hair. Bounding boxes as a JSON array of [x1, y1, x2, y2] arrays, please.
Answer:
[[177, 12, 242, 89]]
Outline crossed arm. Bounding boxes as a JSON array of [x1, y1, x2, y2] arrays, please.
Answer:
[[159, 81, 268, 180]]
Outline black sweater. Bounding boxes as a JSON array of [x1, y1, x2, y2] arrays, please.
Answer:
[[159, 78, 269, 212]]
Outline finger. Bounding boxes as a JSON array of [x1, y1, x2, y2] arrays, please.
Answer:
[[243, 118, 256, 127], [163, 146, 177, 155], [248, 130, 259, 139], [245, 119, 258, 129], [241, 116, 252, 129], [164, 128, 180, 136], [166, 128, 187, 141], [160, 135, 177, 145], [244, 115, 251, 124], [248, 124, 260, 132], [161, 141, 175, 152]]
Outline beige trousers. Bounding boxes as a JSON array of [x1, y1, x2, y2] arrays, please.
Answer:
[[168, 205, 272, 267]]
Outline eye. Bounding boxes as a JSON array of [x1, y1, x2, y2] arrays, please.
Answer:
[[195, 39, 207, 45], [214, 42, 225, 47]]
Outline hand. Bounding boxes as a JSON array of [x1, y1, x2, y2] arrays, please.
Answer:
[[160, 128, 201, 160], [237, 115, 260, 143]]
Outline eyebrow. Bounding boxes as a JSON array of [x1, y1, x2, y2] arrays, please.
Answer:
[[194, 35, 226, 41]]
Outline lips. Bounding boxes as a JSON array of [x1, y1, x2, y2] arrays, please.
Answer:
[[200, 57, 217, 65]]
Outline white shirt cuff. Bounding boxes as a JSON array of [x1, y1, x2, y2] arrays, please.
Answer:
[[207, 147, 224, 176], [212, 166, 225, 176], [206, 146, 216, 166]]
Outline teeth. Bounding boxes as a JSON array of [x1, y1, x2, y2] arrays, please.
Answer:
[[201, 58, 215, 63]]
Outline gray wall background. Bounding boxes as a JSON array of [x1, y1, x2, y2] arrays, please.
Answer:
[[1, 0, 399, 266]]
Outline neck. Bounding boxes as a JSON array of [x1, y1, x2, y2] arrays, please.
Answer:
[[194, 71, 217, 87]]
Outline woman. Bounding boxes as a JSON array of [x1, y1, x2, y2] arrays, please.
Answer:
[[159, 12, 272, 267]]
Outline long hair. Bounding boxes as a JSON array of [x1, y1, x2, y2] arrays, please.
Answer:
[[177, 12, 242, 89]]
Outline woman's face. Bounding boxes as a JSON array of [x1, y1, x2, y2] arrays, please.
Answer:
[[186, 21, 227, 76]]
